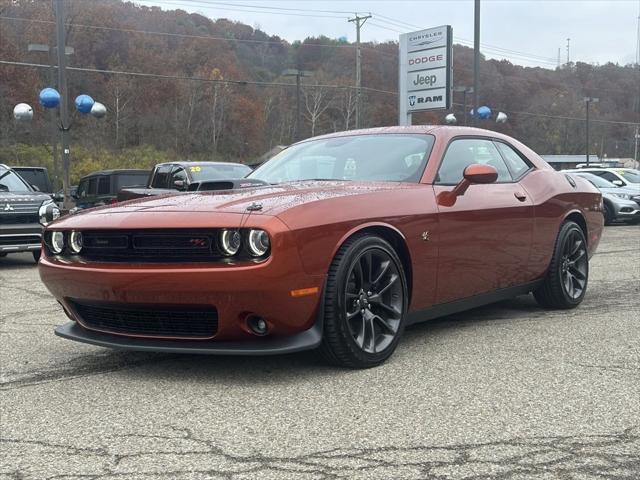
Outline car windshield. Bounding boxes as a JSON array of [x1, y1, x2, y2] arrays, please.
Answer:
[[248, 134, 435, 184], [187, 164, 252, 181], [0, 169, 33, 192], [575, 173, 616, 188], [617, 169, 640, 183]]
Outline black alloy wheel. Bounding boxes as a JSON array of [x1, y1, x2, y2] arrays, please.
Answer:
[[344, 249, 403, 354], [534, 221, 589, 309], [320, 234, 408, 368], [559, 228, 588, 300]]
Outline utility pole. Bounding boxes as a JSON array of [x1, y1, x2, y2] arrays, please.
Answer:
[[634, 125, 639, 168], [584, 97, 599, 165], [472, 0, 480, 126], [282, 69, 311, 141], [349, 13, 371, 129], [557, 47, 561, 68], [27, 43, 73, 191], [566, 38, 571, 64], [54, 0, 71, 209]]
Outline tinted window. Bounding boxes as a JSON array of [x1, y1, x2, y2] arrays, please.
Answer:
[[617, 169, 640, 183], [97, 176, 110, 195], [591, 171, 622, 184], [250, 134, 434, 184], [87, 178, 97, 195], [115, 173, 148, 190], [495, 142, 531, 179], [574, 173, 616, 188], [77, 180, 88, 198], [151, 165, 172, 188], [437, 138, 511, 184]]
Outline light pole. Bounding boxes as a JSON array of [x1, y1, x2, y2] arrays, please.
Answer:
[[282, 69, 311, 142], [472, 0, 480, 126], [584, 97, 599, 165], [453, 86, 473, 125]]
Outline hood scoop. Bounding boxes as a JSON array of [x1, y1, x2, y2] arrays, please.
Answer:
[[188, 178, 269, 192]]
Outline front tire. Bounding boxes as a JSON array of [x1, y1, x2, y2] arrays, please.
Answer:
[[603, 203, 613, 226], [319, 234, 408, 368], [534, 221, 588, 309]]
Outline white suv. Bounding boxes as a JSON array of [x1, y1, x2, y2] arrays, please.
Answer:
[[569, 167, 640, 189]]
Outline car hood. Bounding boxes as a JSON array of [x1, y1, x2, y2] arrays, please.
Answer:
[[78, 181, 406, 217], [598, 186, 639, 196], [0, 191, 51, 205]]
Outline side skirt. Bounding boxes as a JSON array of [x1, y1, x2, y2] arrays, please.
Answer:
[[406, 280, 543, 325]]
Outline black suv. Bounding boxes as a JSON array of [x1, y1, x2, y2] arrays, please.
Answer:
[[73, 169, 150, 211], [0, 164, 60, 262]]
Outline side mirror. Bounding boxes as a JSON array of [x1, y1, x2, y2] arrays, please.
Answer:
[[173, 179, 186, 190], [437, 164, 498, 207], [612, 180, 624, 187], [53, 193, 64, 202]]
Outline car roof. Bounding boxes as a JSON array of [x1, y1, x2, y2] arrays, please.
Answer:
[[11, 166, 49, 171], [155, 161, 250, 167], [80, 169, 150, 179]]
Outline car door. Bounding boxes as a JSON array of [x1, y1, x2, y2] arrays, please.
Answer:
[[432, 137, 534, 304]]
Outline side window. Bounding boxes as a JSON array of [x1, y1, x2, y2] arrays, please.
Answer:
[[87, 177, 98, 195], [151, 165, 172, 188], [494, 142, 532, 179], [97, 176, 110, 195], [437, 138, 512, 184], [170, 167, 188, 187], [592, 171, 622, 184], [77, 180, 88, 198]]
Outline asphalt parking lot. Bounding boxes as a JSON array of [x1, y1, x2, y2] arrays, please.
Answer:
[[1, 226, 639, 480]]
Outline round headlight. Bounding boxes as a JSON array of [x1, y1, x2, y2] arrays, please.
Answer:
[[50, 231, 65, 254], [39, 200, 61, 226], [220, 229, 241, 256], [69, 231, 83, 253], [247, 229, 270, 257]]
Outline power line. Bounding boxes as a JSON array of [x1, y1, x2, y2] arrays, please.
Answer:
[[0, 59, 395, 95], [165, 0, 357, 15], [2, 60, 635, 126]]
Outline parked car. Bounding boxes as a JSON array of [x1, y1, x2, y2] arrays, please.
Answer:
[[117, 161, 252, 202], [571, 166, 640, 188], [0, 164, 60, 262], [565, 171, 640, 225], [73, 169, 150, 211], [40, 126, 603, 368]]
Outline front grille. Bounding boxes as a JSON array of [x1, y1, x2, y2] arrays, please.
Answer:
[[79, 230, 222, 262], [70, 300, 219, 338], [0, 213, 39, 225], [0, 234, 41, 246]]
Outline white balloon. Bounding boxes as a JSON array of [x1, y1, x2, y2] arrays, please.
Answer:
[[90, 102, 107, 118], [496, 112, 508, 124], [13, 103, 33, 122], [445, 113, 457, 124]]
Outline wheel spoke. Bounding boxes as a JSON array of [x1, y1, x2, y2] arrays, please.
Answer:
[[370, 300, 401, 318], [570, 249, 586, 263], [354, 260, 364, 288], [569, 265, 586, 281], [376, 273, 398, 297], [346, 309, 361, 320], [363, 251, 373, 285], [372, 260, 390, 285], [373, 314, 395, 334]]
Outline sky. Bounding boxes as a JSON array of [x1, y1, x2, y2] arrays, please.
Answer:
[[138, 0, 640, 69]]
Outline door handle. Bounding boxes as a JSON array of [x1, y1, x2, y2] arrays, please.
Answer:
[[514, 192, 527, 201]]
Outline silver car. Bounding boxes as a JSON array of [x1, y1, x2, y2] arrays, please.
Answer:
[[567, 172, 640, 225]]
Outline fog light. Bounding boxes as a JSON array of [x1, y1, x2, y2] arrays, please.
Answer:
[[247, 315, 268, 336]]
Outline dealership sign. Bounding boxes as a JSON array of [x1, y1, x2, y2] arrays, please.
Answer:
[[399, 25, 452, 124]]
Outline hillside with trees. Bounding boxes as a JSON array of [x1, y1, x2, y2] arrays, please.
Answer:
[[1, 0, 638, 185]]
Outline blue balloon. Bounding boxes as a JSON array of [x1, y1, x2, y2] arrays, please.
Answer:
[[39, 88, 60, 109], [469, 106, 492, 120], [75, 94, 95, 114]]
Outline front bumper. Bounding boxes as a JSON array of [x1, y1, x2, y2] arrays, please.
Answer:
[[0, 229, 42, 253], [55, 319, 322, 355], [614, 207, 640, 222]]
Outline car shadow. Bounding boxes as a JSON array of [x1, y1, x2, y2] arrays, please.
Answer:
[[0, 253, 38, 269], [67, 294, 543, 385]]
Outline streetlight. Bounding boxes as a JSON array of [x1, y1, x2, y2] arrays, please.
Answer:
[[584, 97, 599, 165], [453, 86, 473, 125], [282, 69, 312, 142]]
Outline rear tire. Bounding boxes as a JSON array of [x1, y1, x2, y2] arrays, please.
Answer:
[[319, 234, 408, 369], [603, 203, 613, 226], [534, 221, 588, 309]]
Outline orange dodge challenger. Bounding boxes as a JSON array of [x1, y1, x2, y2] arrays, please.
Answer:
[[39, 126, 603, 368]]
